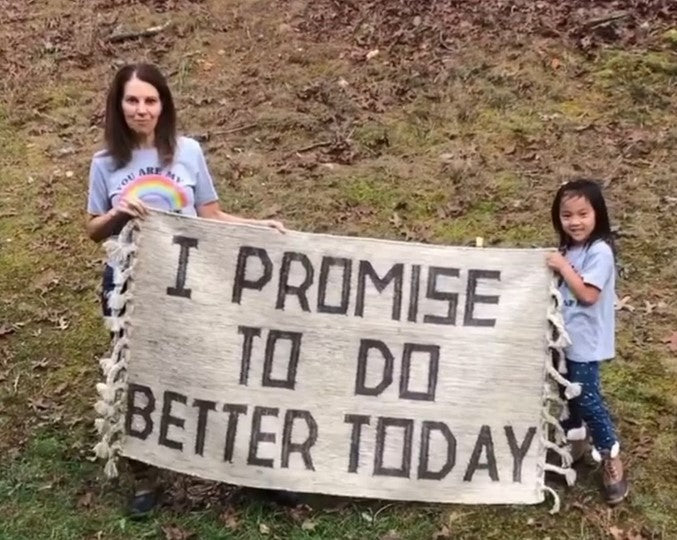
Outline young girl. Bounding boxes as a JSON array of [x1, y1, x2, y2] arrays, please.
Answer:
[[546, 179, 629, 505]]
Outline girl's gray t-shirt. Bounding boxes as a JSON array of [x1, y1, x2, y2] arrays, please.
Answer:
[[559, 240, 616, 363], [87, 136, 218, 216]]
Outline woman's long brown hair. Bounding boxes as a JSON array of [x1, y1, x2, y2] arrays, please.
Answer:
[[104, 63, 177, 169]]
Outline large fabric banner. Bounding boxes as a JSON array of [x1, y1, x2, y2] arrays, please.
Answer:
[[95, 211, 575, 509]]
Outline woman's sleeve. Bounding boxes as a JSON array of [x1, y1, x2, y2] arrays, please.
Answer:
[[87, 159, 111, 215], [193, 144, 219, 206]]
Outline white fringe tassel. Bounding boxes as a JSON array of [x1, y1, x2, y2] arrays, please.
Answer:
[[543, 485, 561, 514], [93, 220, 139, 478], [547, 363, 582, 400], [539, 277, 577, 513], [542, 439, 573, 467]]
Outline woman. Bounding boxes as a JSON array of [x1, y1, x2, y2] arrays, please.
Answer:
[[86, 63, 285, 516], [87, 62, 284, 240]]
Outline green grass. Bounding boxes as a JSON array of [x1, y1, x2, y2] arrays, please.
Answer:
[[12, 432, 673, 539], [593, 49, 676, 119], [1, 1, 676, 538], [0, 434, 443, 540]]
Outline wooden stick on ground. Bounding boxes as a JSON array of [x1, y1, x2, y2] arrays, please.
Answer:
[[210, 123, 259, 136], [581, 11, 629, 30], [294, 141, 332, 153], [106, 21, 171, 44]]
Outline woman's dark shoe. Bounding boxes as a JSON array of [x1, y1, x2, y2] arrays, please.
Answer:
[[244, 487, 302, 507], [129, 485, 159, 519], [267, 489, 302, 507]]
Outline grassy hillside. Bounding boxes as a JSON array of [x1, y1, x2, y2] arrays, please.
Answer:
[[0, 1, 675, 538]]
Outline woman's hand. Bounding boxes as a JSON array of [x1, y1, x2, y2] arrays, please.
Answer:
[[546, 251, 568, 273], [197, 202, 286, 233], [253, 219, 286, 233], [86, 198, 148, 242], [114, 196, 149, 220]]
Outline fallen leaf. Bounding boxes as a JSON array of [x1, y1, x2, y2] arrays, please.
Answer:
[[360, 511, 373, 523], [32, 358, 51, 369], [288, 504, 312, 522], [31, 397, 54, 410], [54, 382, 69, 395], [162, 525, 195, 540], [366, 49, 380, 60], [615, 295, 635, 312], [259, 523, 271, 535], [380, 530, 401, 540], [68, 416, 84, 428], [77, 491, 94, 508], [219, 507, 240, 530], [54, 146, 76, 157], [34, 268, 60, 293], [626, 527, 647, 540], [632, 433, 653, 460], [37, 196, 53, 212], [432, 525, 451, 540], [261, 204, 282, 218], [660, 331, 677, 353], [551, 57, 562, 70], [57, 316, 70, 331], [0, 323, 15, 338], [301, 519, 316, 531], [437, 203, 465, 218], [608, 525, 624, 540]]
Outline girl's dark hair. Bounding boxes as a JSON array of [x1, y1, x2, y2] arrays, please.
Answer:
[[104, 63, 176, 169], [551, 178, 615, 254]]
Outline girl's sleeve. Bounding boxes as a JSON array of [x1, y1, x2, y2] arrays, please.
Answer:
[[580, 242, 614, 290], [87, 159, 111, 215], [193, 143, 218, 206]]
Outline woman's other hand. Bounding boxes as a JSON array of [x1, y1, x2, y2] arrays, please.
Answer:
[[115, 196, 149, 220]]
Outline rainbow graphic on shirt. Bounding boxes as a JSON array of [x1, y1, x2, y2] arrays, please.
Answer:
[[119, 174, 189, 212]]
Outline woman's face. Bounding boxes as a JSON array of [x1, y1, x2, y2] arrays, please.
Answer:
[[121, 75, 162, 137]]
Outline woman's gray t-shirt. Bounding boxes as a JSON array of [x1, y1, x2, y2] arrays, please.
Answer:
[[87, 136, 218, 216]]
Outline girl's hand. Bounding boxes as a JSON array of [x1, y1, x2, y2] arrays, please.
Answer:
[[114, 197, 149, 220], [546, 251, 568, 273], [255, 219, 286, 233]]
